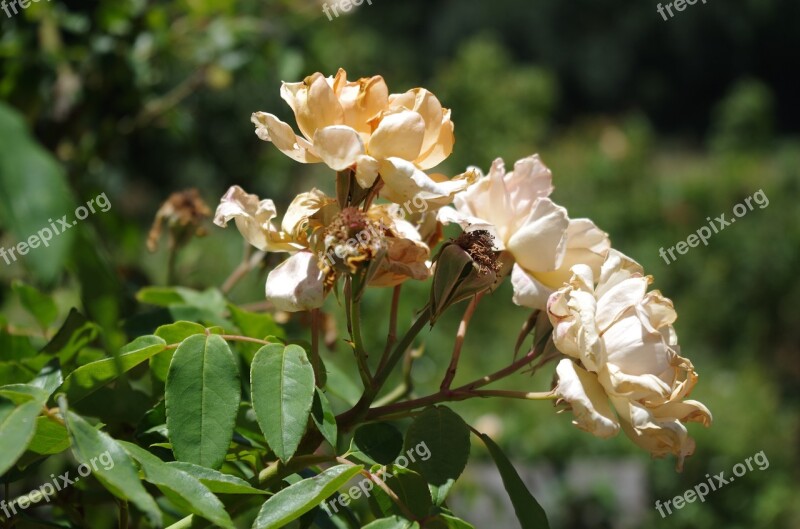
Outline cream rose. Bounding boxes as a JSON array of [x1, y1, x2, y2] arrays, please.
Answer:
[[439, 155, 609, 309], [548, 250, 711, 470], [251, 68, 471, 205]]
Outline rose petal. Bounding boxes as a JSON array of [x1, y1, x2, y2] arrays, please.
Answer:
[[281, 73, 344, 139], [556, 359, 620, 439], [265, 252, 326, 312], [511, 263, 552, 309], [214, 186, 299, 252], [506, 198, 569, 272], [379, 158, 475, 206], [313, 125, 365, 171], [368, 110, 426, 161], [250, 112, 321, 164]]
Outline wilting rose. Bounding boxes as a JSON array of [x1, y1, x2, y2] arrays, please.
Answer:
[[251, 68, 471, 205], [214, 186, 334, 311], [439, 156, 609, 309], [214, 186, 431, 311], [548, 250, 711, 470]]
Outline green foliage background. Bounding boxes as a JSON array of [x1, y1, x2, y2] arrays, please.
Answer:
[[1, 0, 799, 527]]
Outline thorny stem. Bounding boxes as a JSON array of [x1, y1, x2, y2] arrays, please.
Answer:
[[440, 293, 483, 390], [334, 458, 417, 521], [373, 305, 432, 391], [118, 500, 129, 529], [514, 309, 541, 359], [365, 388, 556, 421], [364, 345, 553, 421], [258, 454, 336, 485], [337, 305, 433, 430], [345, 278, 373, 390], [377, 285, 403, 373], [373, 343, 420, 407]]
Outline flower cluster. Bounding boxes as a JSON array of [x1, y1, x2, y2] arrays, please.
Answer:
[[214, 69, 710, 469]]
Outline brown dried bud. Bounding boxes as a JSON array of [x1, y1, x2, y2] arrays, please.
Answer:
[[430, 230, 501, 322], [147, 189, 212, 252]]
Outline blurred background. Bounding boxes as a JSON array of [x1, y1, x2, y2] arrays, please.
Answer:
[[1, 0, 799, 527]]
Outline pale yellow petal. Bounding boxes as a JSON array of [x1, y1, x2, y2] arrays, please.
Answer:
[[506, 198, 569, 272], [379, 158, 475, 206], [368, 110, 426, 161], [355, 155, 380, 188], [312, 126, 365, 171], [250, 112, 321, 164], [336, 74, 389, 133], [511, 263, 552, 310], [281, 73, 344, 139], [555, 359, 620, 439]]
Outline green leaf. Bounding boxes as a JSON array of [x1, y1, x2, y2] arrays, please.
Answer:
[[311, 388, 338, 450], [352, 422, 403, 466], [425, 514, 476, 529], [477, 432, 549, 529], [404, 406, 470, 505], [229, 304, 286, 363], [137, 287, 229, 326], [136, 287, 187, 306], [0, 329, 37, 361], [166, 334, 241, 469], [252, 465, 363, 529], [42, 308, 101, 365], [30, 358, 62, 396], [27, 416, 71, 455], [372, 466, 432, 519], [0, 395, 44, 475], [229, 304, 284, 340], [62, 407, 162, 527], [59, 335, 167, 404], [154, 321, 207, 344], [0, 383, 50, 404], [166, 461, 268, 495], [0, 102, 76, 282], [121, 442, 235, 529], [12, 281, 58, 328], [250, 343, 315, 462], [0, 361, 37, 386], [151, 321, 207, 382], [362, 516, 420, 529]]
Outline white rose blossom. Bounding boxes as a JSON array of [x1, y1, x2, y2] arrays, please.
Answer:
[[548, 250, 712, 470], [439, 155, 610, 309]]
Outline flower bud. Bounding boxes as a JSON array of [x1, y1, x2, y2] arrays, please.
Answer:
[[430, 230, 500, 322]]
